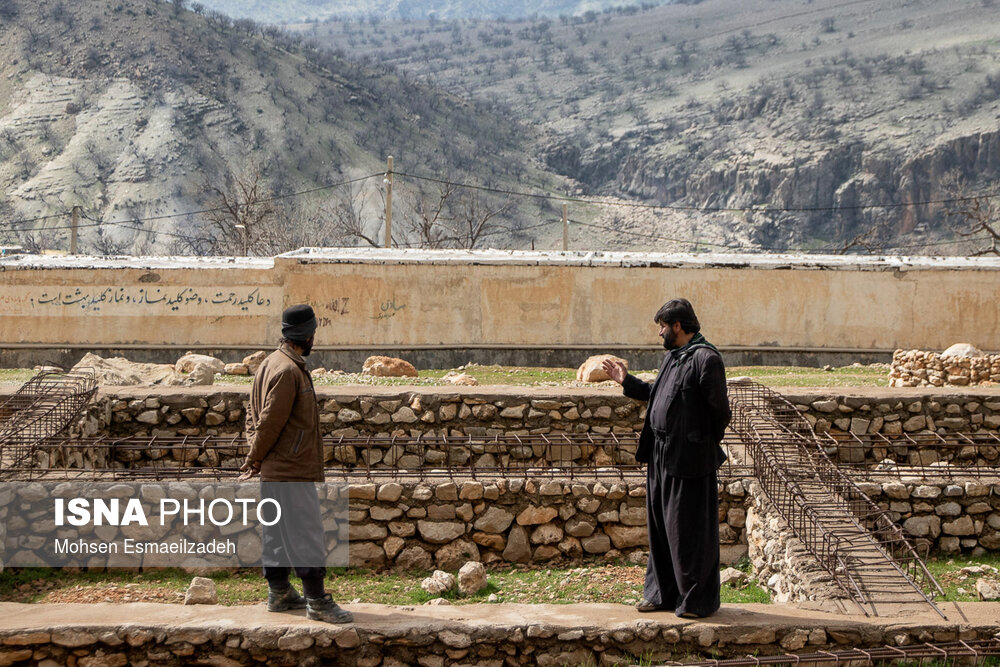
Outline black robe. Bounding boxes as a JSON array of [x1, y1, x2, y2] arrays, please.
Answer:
[[622, 335, 731, 617]]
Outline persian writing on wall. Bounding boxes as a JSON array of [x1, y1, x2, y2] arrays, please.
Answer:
[[1, 286, 280, 315]]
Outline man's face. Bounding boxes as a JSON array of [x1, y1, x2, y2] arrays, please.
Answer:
[[301, 336, 314, 357], [658, 321, 679, 350]]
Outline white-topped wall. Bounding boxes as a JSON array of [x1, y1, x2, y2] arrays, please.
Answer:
[[1, 249, 998, 364]]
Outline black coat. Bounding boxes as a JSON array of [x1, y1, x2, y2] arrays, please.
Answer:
[[623, 345, 731, 477]]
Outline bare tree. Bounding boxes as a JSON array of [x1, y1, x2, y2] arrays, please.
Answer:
[[447, 191, 515, 249], [200, 160, 286, 256], [399, 183, 458, 249], [89, 224, 133, 256], [949, 195, 1000, 256], [327, 181, 384, 247], [943, 171, 1000, 256], [833, 213, 894, 255], [329, 180, 515, 250]]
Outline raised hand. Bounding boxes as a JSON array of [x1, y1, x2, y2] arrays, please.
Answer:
[[602, 358, 627, 385]]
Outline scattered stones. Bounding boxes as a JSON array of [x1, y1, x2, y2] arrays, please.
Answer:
[[420, 570, 456, 596], [183, 577, 217, 605], [457, 561, 488, 595], [720, 567, 748, 587], [442, 371, 478, 386], [975, 578, 1000, 600]]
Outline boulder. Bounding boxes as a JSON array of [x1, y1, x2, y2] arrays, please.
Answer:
[[183, 577, 217, 605], [941, 343, 984, 358], [975, 578, 1000, 601], [183, 362, 217, 386], [435, 539, 480, 571], [457, 561, 488, 595], [362, 356, 418, 378], [576, 355, 628, 383], [395, 546, 434, 571], [224, 363, 249, 376], [72, 352, 176, 386], [176, 354, 225, 375], [421, 570, 456, 596], [720, 567, 747, 587], [243, 350, 268, 374]]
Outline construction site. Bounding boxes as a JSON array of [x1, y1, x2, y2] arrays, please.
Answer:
[[1, 250, 1000, 666]]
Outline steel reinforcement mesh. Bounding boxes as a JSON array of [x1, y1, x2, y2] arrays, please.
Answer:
[[0, 370, 97, 479], [727, 379, 945, 617]]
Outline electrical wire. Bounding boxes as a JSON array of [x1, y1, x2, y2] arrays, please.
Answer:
[[394, 170, 1000, 213]]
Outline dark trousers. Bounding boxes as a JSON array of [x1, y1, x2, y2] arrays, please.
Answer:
[[260, 482, 327, 595], [644, 443, 721, 617]]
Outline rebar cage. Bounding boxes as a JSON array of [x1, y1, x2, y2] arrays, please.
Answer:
[[727, 379, 945, 617]]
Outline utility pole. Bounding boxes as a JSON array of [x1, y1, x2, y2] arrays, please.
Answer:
[[562, 203, 568, 251], [71, 206, 79, 254], [234, 224, 248, 256], [384, 155, 393, 249]]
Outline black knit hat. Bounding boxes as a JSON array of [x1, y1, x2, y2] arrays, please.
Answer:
[[282, 304, 317, 341]]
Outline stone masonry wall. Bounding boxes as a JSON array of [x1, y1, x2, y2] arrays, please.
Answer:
[[890, 349, 1000, 387], [2, 611, 992, 667], [59, 388, 644, 473], [344, 478, 749, 571], [53, 386, 1000, 473], [745, 480, 847, 605]]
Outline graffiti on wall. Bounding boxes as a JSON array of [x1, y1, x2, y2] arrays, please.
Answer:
[[5, 287, 278, 314]]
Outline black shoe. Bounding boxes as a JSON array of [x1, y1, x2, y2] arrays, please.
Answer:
[[306, 594, 354, 624], [636, 598, 672, 613], [678, 611, 703, 619], [267, 585, 307, 612]]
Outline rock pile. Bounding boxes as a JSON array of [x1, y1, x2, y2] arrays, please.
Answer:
[[890, 347, 1000, 387]]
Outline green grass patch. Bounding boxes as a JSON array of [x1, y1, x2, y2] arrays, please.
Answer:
[[924, 553, 1000, 602], [1, 561, 770, 607], [3, 363, 888, 389]]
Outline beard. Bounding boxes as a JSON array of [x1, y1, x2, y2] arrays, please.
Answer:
[[300, 339, 314, 356], [661, 328, 678, 350]]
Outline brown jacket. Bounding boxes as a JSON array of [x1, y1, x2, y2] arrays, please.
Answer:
[[245, 343, 324, 482]]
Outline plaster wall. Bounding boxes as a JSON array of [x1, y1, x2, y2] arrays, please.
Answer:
[[2, 250, 999, 360]]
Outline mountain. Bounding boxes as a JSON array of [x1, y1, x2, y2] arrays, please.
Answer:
[[0, 0, 555, 254], [295, 0, 1000, 254], [194, 0, 670, 24]]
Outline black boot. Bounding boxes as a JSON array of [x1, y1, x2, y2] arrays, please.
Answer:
[[306, 593, 354, 624], [267, 585, 307, 612]]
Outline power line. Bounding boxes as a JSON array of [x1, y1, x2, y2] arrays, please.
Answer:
[[0, 174, 383, 234], [394, 170, 1000, 214], [2, 211, 73, 228]]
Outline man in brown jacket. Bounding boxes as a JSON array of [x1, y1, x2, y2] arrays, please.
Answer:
[[239, 304, 352, 624]]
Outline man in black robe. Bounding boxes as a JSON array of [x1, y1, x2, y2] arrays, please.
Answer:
[[603, 298, 731, 618]]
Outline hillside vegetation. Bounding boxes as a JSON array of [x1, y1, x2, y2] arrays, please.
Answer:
[[196, 0, 670, 22], [0, 0, 556, 254], [299, 0, 1000, 253]]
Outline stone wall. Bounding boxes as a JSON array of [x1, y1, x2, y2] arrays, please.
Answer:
[[745, 481, 847, 605], [51, 386, 1000, 474], [344, 478, 749, 571], [857, 479, 1000, 554], [58, 388, 645, 474], [1, 607, 991, 667], [890, 349, 1000, 387]]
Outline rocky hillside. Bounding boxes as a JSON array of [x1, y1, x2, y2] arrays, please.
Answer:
[[0, 0, 552, 254], [301, 0, 1000, 253], [197, 0, 669, 23]]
